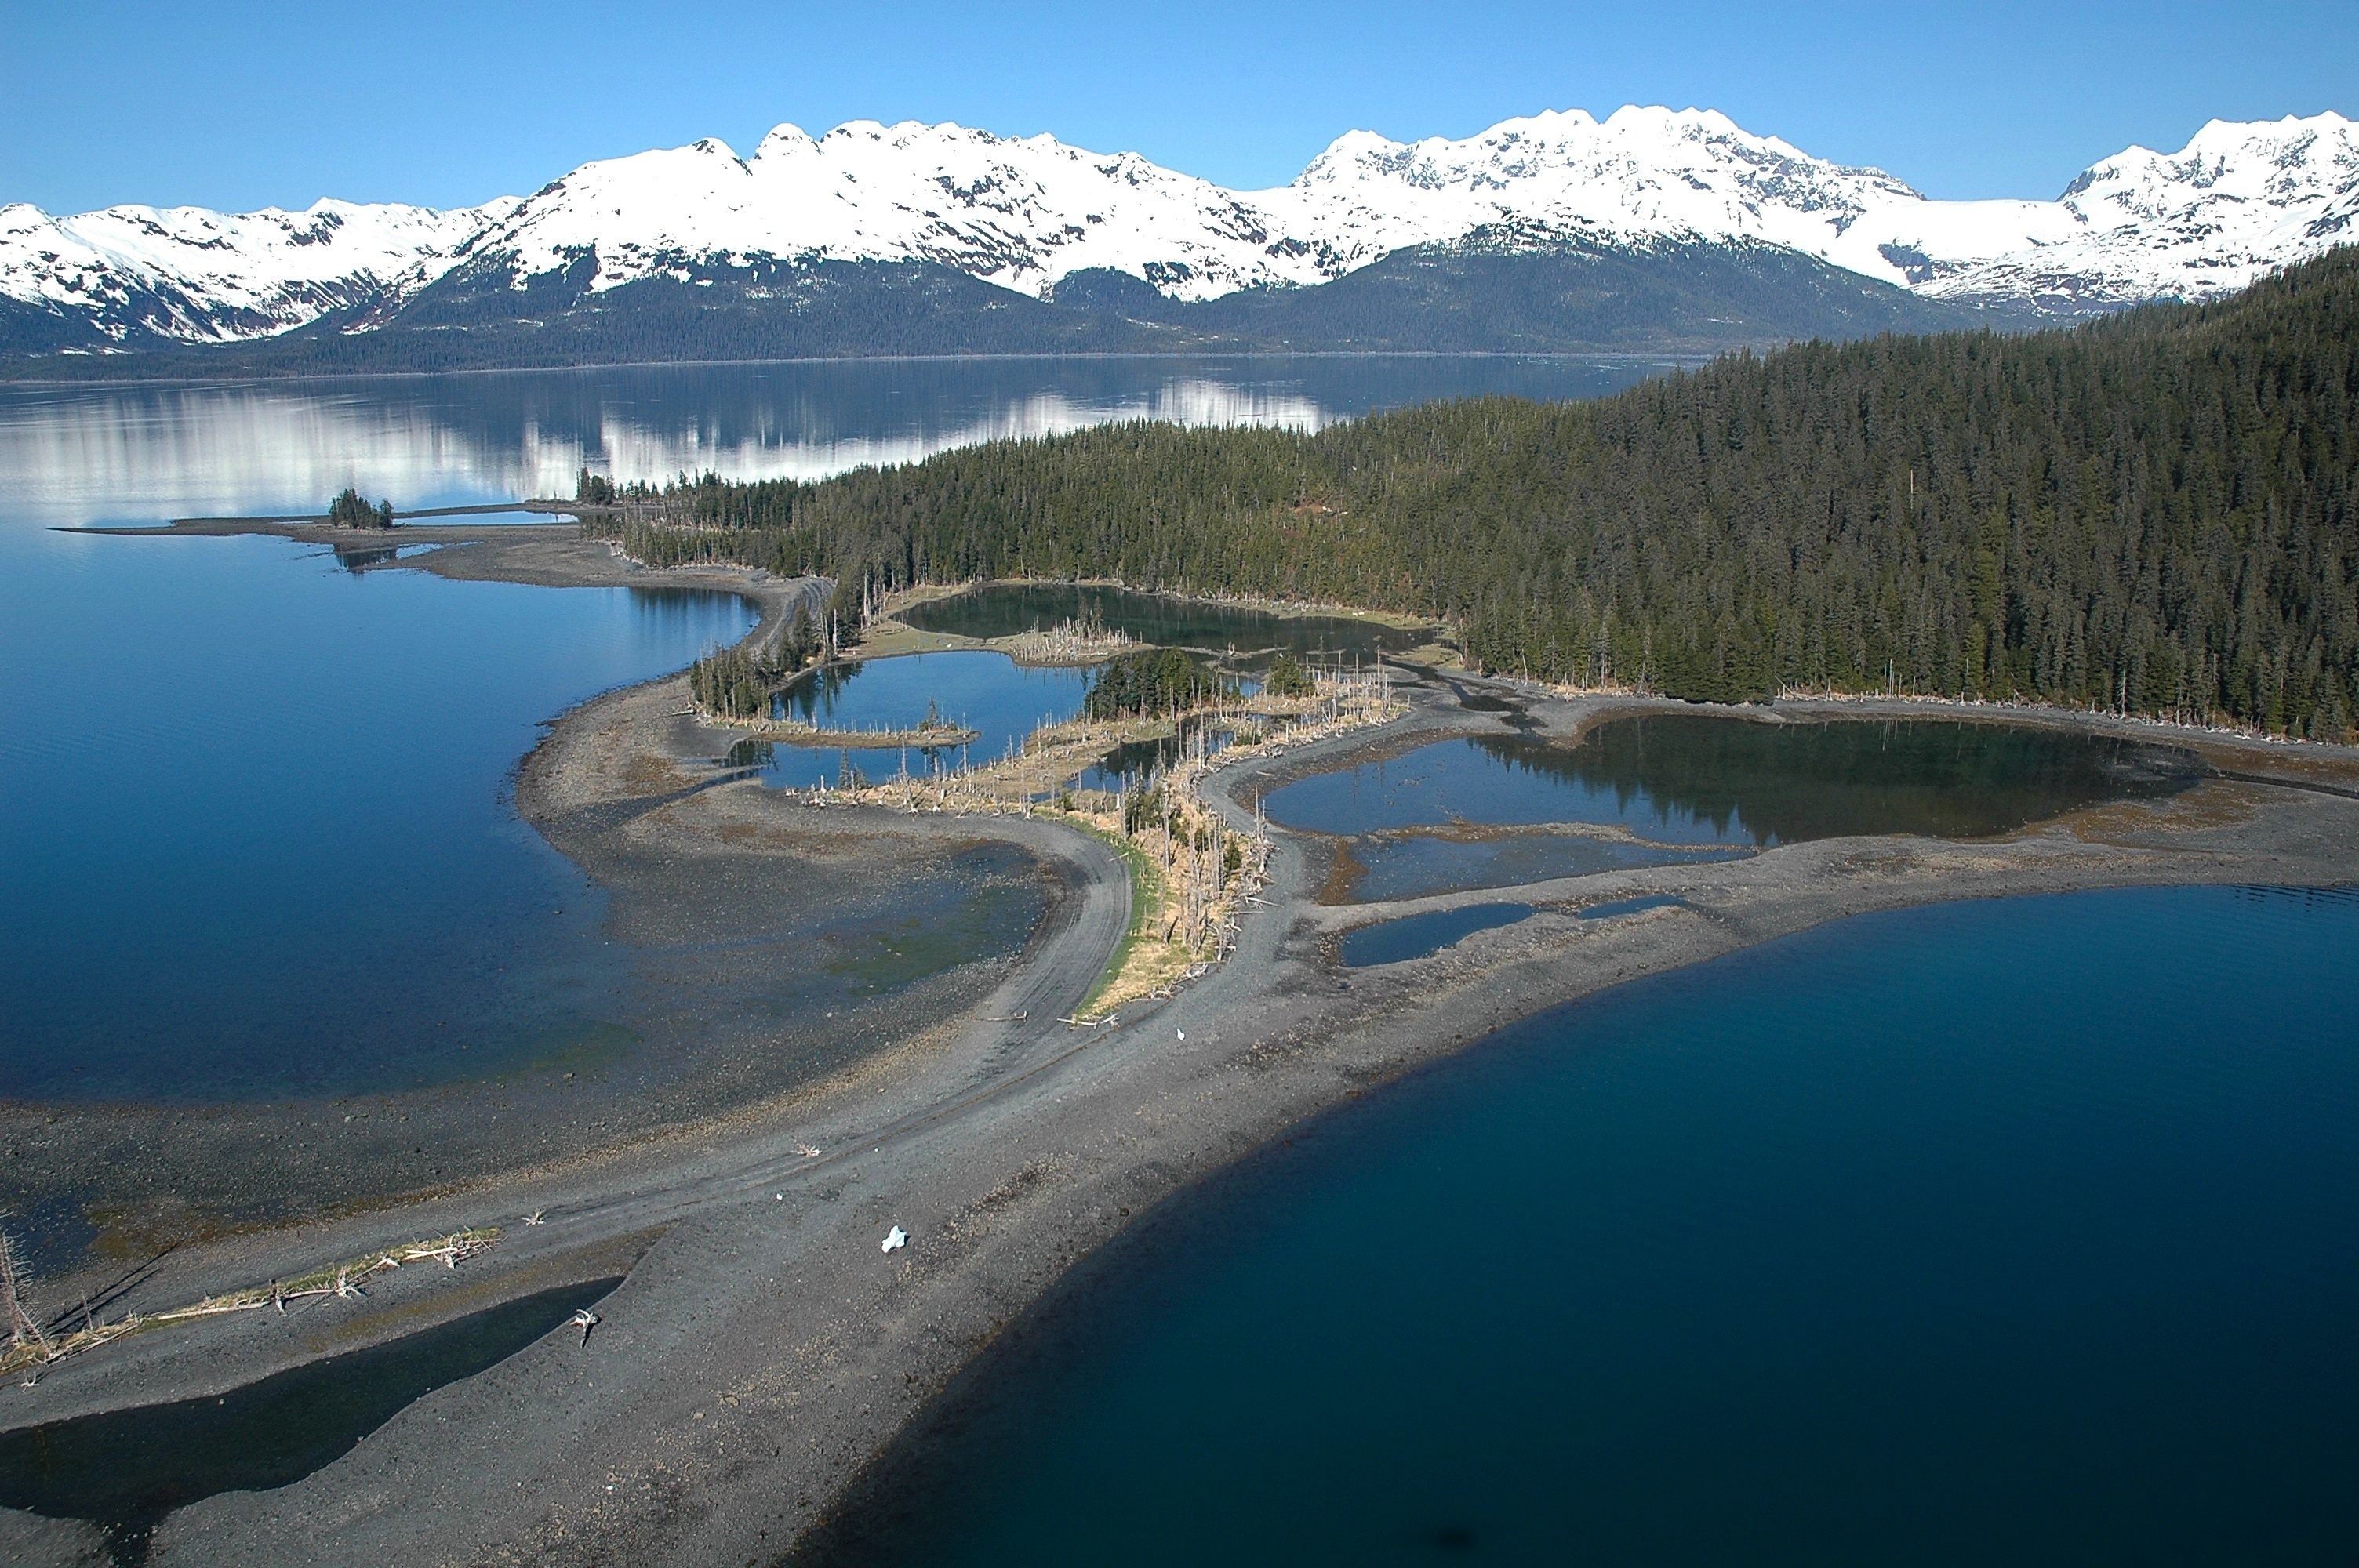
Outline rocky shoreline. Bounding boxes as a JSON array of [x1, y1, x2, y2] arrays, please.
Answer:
[[5, 529, 2357, 1566]]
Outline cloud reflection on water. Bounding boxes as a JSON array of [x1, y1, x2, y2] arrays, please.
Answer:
[[0, 355, 1663, 528]]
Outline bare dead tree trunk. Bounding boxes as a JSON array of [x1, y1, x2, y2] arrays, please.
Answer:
[[1, 1224, 51, 1358]]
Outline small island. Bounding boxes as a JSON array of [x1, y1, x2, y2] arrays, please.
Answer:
[[326, 487, 395, 529]]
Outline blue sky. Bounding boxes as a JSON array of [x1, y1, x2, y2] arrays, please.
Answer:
[[9, 0, 2352, 215]]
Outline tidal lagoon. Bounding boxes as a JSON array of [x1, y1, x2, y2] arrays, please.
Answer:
[[1269, 717, 2208, 900]]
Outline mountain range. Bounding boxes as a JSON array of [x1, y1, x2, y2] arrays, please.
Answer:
[[5, 106, 2353, 371]]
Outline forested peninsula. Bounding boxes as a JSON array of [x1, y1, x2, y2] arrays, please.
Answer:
[[588, 249, 2359, 738]]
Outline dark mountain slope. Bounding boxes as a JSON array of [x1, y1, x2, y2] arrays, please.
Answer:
[[2, 240, 2005, 378], [1179, 237, 2007, 351]]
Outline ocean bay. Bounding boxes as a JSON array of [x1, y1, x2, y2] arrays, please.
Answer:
[[821, 886, 2359, 1566]]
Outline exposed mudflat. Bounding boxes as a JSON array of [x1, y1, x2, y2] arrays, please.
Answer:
[[5, 537, 2356, 1567]]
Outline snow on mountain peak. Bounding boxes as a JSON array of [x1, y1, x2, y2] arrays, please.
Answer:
[[475, 116, 1337, 302], [1928, 111, 2359, 306], [0, 192, 516, 343], [1268, 103, 1933, 278], [6, 106, 2355, 350]]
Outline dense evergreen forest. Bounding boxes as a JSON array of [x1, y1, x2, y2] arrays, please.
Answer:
[[591, 249, 2359, 737], [1083, 650, 1240, 720], [326, 487, 394, 528]]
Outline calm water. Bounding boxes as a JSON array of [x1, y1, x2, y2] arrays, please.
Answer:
[[901, 583, 1435, 659], [759, 652, 1095, 789], [1072, 717, 1240, 793], [0, 1278, 617, 1564], [1336, 902, 1537, 967], [1576, 893, 1686, 920], [4, 358, 1648, 1104], [818, 885, 2359, 1566], [1272, 717, 2205, 901], [761, 649, 1271, 793], [0, 357, 1663, 507], [0, 538, 752, 1100], [1270, 719, 2204, 842]]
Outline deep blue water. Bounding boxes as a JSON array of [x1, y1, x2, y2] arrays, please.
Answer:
[[825, 886, 2359, 1566], [1336, 902, 1539, 967], [0, 528, 753, 1100]]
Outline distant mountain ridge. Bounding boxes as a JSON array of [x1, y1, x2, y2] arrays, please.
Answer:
[[4, 107, 2354, 368]]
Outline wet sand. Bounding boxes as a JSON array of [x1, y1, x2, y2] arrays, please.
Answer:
[[5, 535, 2357, 1566]]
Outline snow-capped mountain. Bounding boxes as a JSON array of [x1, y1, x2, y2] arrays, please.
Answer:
[[1270, 108, 1941, 281], [0, 196, 518, 345], [480, 121, 1345, 302], [4, 107, 2353, 354], [1925, 114, 2359, 306], [1259, 107, 2358, 310]]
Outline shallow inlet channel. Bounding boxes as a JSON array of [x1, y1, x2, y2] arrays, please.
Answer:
[[0, 1279, 619, 1566], [1265, 715, 2208, 902], [1336, 902, 1539, 967]]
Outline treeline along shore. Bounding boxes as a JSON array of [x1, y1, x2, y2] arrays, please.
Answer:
[[580, 248, 2358, 739]]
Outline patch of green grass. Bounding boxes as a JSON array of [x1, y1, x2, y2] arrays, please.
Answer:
[[1063, 817, 1165, 1018]]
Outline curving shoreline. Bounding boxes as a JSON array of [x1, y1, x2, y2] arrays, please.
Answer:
[[5, 529, 2359, 1566]]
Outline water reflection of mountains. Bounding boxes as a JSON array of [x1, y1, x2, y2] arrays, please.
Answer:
[[0, 358, 1659, 520], [1488, 717, 2205, 846]]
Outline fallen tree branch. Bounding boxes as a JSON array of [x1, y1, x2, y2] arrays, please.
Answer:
[[0, 1229, 502, 1381]]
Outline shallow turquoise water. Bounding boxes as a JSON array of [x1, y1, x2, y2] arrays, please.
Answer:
[[821, 886, 2359, 1566]]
